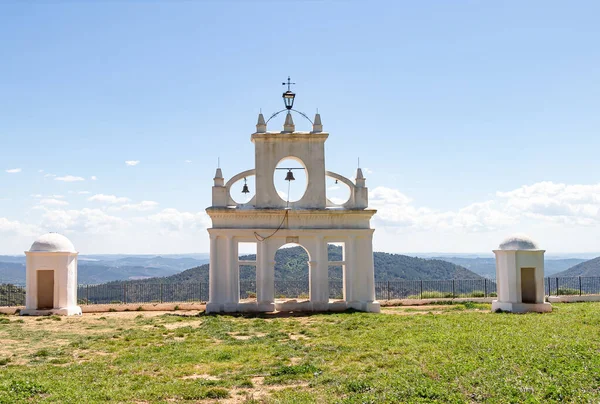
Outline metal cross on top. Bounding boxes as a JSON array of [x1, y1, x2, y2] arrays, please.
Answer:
[[282, 76, 296, 91]]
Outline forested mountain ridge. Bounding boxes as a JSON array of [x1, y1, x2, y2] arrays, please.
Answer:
[[0, 256, 209, 285], [554, 256, 600, 277], [106, 245, 481, 286], [438, 257, 586, 278]]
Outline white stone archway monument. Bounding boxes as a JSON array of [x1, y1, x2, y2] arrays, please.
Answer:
[[206, 78, 379, 314]]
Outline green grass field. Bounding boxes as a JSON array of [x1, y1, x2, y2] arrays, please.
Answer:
[[0, 302, 599, 403]]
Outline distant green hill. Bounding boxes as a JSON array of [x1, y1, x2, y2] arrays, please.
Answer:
[[437, 257, 586, 278], [554, 256, 600, 277], [110, 245, 481, 286]]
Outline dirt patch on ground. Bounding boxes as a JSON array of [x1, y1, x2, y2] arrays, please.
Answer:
[[86, 310, 203, 319], [181, 374, 220, 381], [163, 320, 203, 330], [384, 305, 455, 311], [227, 332, 267, 340], [289, 333, 309, 340], [222, 376, 310, 404]]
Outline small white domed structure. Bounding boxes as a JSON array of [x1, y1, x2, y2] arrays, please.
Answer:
[[21, 233, 82, 316], [499, 234, 539, 250], [29, 232, 76, 253], [492, 234, 551, 314]]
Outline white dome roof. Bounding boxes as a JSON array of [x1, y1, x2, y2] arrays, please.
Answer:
[[29, 233, 76, 253], [499, 234, 539, 250]]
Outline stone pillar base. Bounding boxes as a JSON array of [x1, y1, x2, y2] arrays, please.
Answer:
[[311, 301, 329, 312], [205, 302, 222, 314], [275, 300, 312, 312], [21, 306, 82, 316], [348, 301, 381, 313], [492, 300, 552, 313]]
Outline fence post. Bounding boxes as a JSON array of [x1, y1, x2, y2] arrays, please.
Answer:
[[387, 281, 390, 301], [86, 285, 89, 304], [420, 280, 423, 299], [452, 279, 455, 298], [579, 277, 582, 296], [160, 283, 163, 303], [556, 277, 559, 296], [484, 278, 487, 298], [123, 284, 127, 304]]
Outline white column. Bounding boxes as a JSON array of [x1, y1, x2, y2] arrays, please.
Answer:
[[344, 235, 356, 303], [224, 236, 238, 311], [357, 235, 376, 302], [208, 234, 218, 304], [310, 235, 329, 310], [256, 241, 275, 311]]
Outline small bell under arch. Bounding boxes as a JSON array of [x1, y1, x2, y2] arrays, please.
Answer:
[[241, 177, 250, 194], [285, 169, 295, 181]]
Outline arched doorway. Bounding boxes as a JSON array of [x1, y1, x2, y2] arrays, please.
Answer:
[[274, 243, 310, 301]]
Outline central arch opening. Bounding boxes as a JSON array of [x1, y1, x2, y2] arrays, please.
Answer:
[[274, 243, 310, 301], [274, 157, 307, 204]]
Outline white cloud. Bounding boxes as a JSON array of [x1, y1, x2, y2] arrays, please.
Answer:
[[40, 207, 129, 234], [184, 160, 192, 163], [55, 175, 85, 182], [370, 181, 600, 234], [78, 191, 91, 195], [44, 173, 56, 178], [110, 200, 159, 212], [370, 186, 515, 232], [497, 181, 600, 226], [148, 208, 210, 234], [88, 194, 131, 204], [90, 176, 97, 181], [38, 169, 44, 173], [125, 161, 140, 166], [0, 217, 40, 236], [5, 168, 21, 173], [38, 198, 69, 206]]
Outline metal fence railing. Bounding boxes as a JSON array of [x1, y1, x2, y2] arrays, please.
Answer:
[[2, 277, 600, 308], [545, 277, 600, 296], [0, 284, 26, 307]]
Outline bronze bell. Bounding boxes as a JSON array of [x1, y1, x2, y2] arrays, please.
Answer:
[[241, 178, 250, 194], [285, 169, 295, 181]]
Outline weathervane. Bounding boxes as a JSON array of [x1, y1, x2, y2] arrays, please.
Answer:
[[265, 76, 312, 124]]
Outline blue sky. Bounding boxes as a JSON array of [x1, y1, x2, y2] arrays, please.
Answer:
[[1, 1, 599, 255]]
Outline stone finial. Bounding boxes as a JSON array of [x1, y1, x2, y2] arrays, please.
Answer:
[[355, 168, 365, 188], [312, 113, 323, 132], [283, 112, 295, 133], [214, 168, 224, 187], [256, 113, 267, 133]]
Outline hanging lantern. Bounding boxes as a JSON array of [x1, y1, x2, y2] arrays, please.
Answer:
[[282, 76, 296, 110], [285, 169, 295, 181], [282, 90, 295, 110], [241, 177, 250, 194]]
